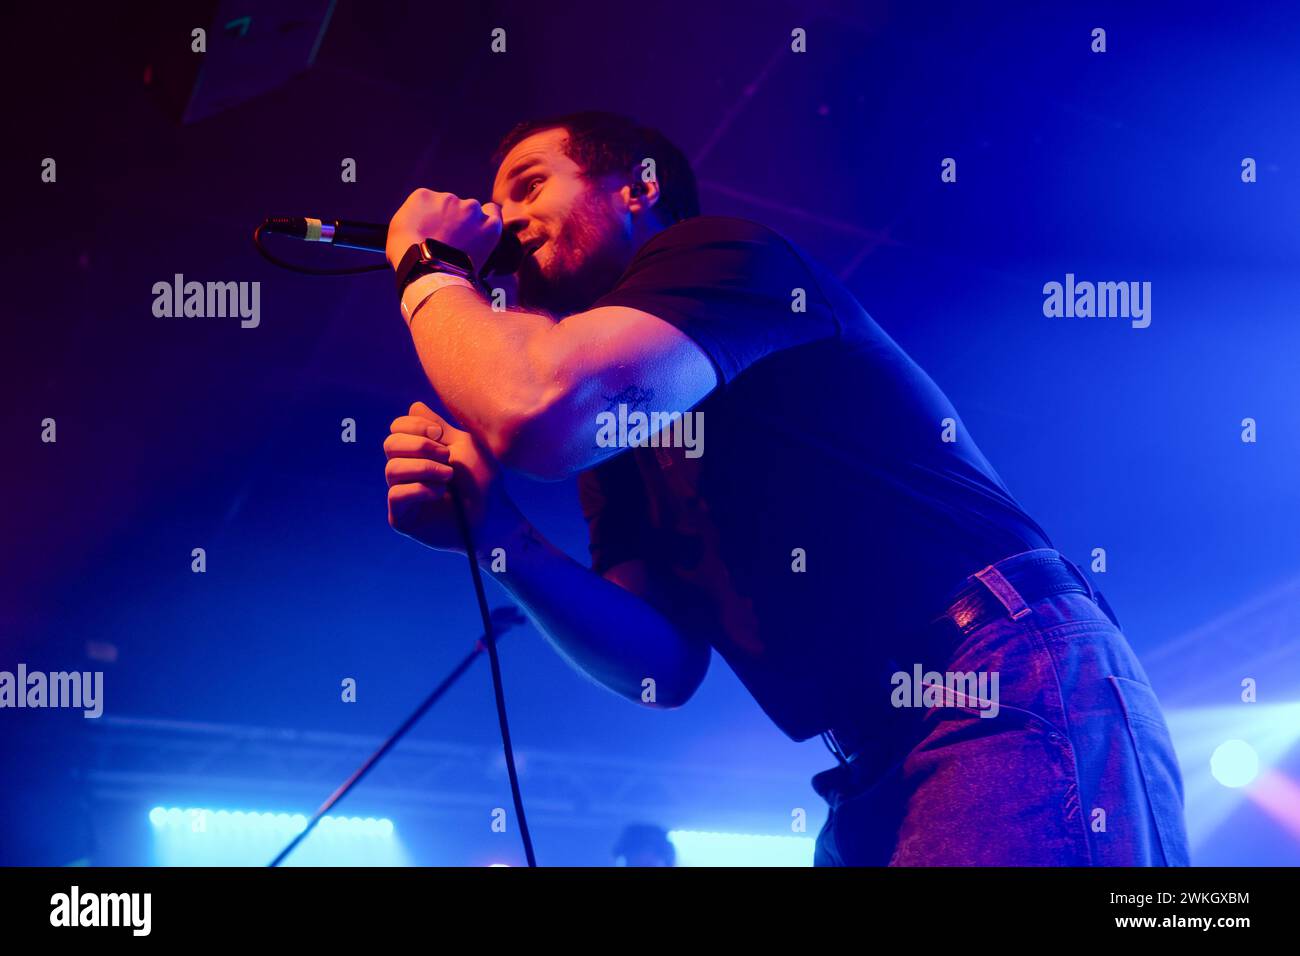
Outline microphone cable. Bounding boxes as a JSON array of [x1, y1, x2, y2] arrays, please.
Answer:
[[448, 485, 537, 867], [253, 219, 390, 275], [256, 219, 537, 866]]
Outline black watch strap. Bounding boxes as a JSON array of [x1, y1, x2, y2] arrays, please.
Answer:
[[395, 239, 478, 296]]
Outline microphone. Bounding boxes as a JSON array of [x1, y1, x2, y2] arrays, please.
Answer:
[[259, 217, 524, 276]]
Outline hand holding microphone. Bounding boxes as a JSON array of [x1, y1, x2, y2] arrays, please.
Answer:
[[255, 192, 522, 282], [385, 189, 507, 276]]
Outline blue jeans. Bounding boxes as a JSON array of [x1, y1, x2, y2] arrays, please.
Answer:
[[812, 550, 1190, 866]]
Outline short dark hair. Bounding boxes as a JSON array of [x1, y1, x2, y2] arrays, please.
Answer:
[[492, 110, 700, 226]]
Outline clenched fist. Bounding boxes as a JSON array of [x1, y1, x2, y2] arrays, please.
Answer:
[[385, 401, 523, 558], [385, 189, 504, 275]]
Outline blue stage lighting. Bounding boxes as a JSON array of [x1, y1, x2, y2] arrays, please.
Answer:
[[147, 806, 406, 866], [668, 829, 815, 867]]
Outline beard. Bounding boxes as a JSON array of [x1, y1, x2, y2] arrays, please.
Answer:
[[516, 190, 630, 316]]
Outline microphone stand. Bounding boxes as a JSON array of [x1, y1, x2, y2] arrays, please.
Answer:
[[267, 595, 529, 867]]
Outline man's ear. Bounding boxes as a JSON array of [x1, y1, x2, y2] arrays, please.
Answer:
[[622, 177, 661, 218]]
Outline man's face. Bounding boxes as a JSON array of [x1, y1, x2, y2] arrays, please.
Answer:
[[491, 128, 632, 316]]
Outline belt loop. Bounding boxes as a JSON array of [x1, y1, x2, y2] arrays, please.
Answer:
[[972, 564, 1032, 620], [1062, 554, 1123, 628], [1061, 554, 1097, 602]]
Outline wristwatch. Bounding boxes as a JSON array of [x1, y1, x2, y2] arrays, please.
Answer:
[[394, 238, 478, 297]]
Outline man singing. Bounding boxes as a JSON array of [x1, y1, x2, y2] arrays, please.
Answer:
[[380, 111, 1189, 866]]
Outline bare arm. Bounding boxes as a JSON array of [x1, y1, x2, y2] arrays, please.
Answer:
[[482, 513, 712, 709], [406, 287, 717, 480]]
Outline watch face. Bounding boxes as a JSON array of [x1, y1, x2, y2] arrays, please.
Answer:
[[420, 239, 475, 274], [398, 240, 477, 296]]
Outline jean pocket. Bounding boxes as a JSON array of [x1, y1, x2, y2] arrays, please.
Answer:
[[1107, 676, 1190, 866]]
